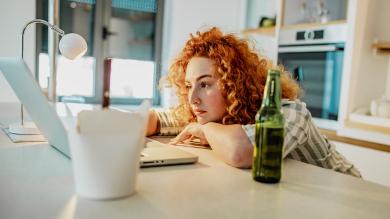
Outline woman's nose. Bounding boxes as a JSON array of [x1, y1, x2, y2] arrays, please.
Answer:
[[189, 89, 201, 105]]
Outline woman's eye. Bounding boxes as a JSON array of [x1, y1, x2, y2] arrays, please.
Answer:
[[185, 84, 192, 90], [200, 81, 209, 88]]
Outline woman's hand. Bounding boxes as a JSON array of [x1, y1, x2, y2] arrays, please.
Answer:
[[169, 123, 209, 145]]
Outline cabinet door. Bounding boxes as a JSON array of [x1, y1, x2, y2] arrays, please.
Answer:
[[334, 141, 390, 187]]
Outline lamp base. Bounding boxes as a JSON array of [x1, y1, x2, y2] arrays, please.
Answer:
[[9, 122, 41, 135]]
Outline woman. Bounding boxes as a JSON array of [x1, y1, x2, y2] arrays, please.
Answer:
[[147, 27, 361, 177]]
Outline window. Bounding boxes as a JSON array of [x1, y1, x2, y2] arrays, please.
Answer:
[[36, 0, 163, 105]]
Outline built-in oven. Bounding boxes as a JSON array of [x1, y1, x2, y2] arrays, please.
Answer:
[[278, 23, 346, 129]]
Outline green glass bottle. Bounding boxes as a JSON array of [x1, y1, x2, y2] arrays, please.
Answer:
[[252, 69, 285, 183]]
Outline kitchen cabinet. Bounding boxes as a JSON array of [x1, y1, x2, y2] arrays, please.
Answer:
[[243, 0, 389, 146], [281, 0, 348, 27], [242, 0, 389, 190], [338, 0, 390, 145], [243, 0, 279, 62], [243, 0, 349, 71], [334, 140, 390, 187], [243, 0, 348, 63]]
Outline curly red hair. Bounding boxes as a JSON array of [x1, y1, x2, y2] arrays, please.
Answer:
[[165, 27, 300, 125]]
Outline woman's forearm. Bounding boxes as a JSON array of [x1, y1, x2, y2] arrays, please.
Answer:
[[146, 110, 158, 136], [201, 123, 253, 168]]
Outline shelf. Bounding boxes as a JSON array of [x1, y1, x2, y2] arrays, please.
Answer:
[[339, 107, 390, 146], [242, 27, 275, 36], [281, 20, 347, 30], [348, 108, 390, 134], [372, 41, 390, 55], [342, 122, 390, 146], [320, 129, 390, 153]]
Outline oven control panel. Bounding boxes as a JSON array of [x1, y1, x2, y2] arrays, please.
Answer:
[[279, 23, 346, 45], [296, 30, 324, 41]]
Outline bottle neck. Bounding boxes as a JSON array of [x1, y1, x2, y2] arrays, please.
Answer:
[[261, 73, 281, 109]]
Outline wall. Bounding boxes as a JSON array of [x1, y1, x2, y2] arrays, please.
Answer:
[[243, 33, 278, 64], [160, 0, 247, 108], [0, 0, 36, 102]]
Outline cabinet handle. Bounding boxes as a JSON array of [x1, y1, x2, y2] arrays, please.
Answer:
[[278, 45, 341, 53]]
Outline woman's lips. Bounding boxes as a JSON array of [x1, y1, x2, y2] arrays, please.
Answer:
[[193, 109, 206, 115]]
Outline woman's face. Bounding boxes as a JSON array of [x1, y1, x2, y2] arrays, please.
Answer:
[[185, 57, 227, 124]]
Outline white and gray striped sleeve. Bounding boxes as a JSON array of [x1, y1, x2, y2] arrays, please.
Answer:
[[242, 100, 361, 178], [304, 117, 362, 177], [153, 109, 185, 136], [241, 100, 309, 159], [283, 101, 361, 177], [281, 100, 310, 158]]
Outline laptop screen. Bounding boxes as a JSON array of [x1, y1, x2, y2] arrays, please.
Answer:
[[0, 57, 70, 157]]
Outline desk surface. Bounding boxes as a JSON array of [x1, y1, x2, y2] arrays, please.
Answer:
[[1, 103, 390, 219]]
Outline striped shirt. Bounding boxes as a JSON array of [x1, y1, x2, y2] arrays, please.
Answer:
[[155, 100, 362, 178], [242, 100, 361, 178]]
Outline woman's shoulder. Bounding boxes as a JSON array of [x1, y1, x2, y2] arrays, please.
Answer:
[[282, 99, 310, 113], [282, 98, 306, 108], [241, 99, 312, 147], [281, 99, 312, 122]]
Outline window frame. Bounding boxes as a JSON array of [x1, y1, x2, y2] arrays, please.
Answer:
[[35, 0, 163, 106]]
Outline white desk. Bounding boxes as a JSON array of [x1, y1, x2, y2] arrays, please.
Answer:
[[1, 103, 390, 219]]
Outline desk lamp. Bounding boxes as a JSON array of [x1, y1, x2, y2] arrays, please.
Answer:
[[9, 19, 87, 135]]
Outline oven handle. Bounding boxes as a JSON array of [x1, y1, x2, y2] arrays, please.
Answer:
[[278, 45, 341, 53]]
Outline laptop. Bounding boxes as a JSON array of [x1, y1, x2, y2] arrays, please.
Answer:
[[0, 57, 198, 167], [142, 138, 198, 167]]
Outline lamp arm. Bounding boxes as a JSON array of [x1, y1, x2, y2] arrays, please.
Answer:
[[19, 19, 65, 125], [21, 19, 65, 59]]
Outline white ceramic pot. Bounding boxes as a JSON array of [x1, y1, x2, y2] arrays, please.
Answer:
[[371, 97, 390, 118]]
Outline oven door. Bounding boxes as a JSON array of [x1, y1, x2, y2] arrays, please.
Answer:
[[278, 44, 344, 121]]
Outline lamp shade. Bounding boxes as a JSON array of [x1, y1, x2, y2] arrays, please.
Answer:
[[59, 33, 87, 60]]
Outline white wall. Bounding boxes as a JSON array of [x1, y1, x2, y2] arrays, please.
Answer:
[[0, 0, 36, 102], [160, 0, 247, 108], [244, 33, 277, 63]]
